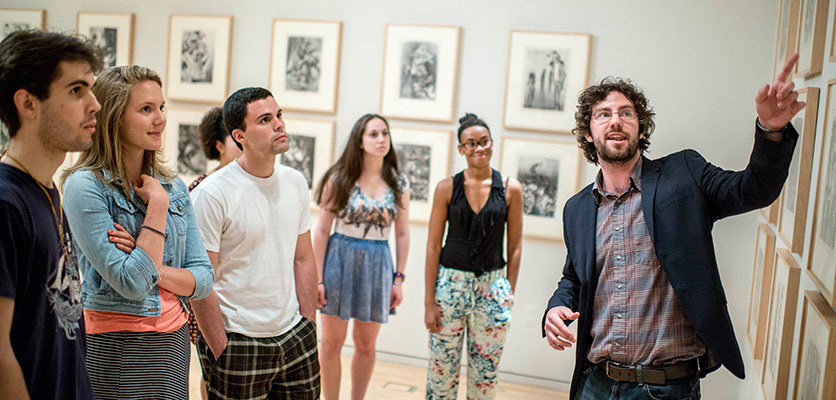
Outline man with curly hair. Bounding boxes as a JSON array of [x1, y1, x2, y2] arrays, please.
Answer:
[[542, 56, 805, 399]]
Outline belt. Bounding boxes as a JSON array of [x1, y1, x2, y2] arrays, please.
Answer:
[[599, 359, 698, 385]]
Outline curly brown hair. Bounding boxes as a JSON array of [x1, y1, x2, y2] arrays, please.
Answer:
[[572, 77, 655, 164]]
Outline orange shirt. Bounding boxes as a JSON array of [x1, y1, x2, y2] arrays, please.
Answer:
[[85, 288, 188, 334]]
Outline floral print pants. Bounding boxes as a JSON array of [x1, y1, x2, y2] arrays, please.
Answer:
[[426, 266, 514, 400]]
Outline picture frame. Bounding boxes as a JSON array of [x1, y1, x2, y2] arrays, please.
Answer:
[[0, 122, 9, 152], [389, 126, 452, 223], [498, 136, 581, 242], [808, 78, 836, 307], [761, 198, 781, 225], [795, 0, 829, 79], [792, 291, 836, 400], [748, 223, 777, 360], [162, 106, 220, 186], [773, 0, 801, 80], [0, 8, 45, 40], [503, 30, 591, 134], [279, 117, 335, 208], [761, 248, 801, 400], [76, 12, 135, 69], [831, 5, 836, 63], [166, 14, 233, 104], [778, 87, 819, 255], [379, 24, 461, 123], [269, 19, 342, 114]]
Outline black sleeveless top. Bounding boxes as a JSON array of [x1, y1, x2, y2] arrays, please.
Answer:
[[438, 169, 507, 275]]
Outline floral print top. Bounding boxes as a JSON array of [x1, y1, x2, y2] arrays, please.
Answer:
[[334, 173, 409, 241]]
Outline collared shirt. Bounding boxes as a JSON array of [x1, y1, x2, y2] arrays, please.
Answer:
[[587, 158, 706, 366]]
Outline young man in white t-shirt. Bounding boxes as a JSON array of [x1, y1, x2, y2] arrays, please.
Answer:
[[190, 87, 319, 399]]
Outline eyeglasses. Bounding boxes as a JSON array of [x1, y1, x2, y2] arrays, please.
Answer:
[[461, 138, 492, 150], [592, 108, 637, 123]]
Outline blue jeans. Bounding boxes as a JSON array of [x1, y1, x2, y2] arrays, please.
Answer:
[[575, 364, 700, 400]]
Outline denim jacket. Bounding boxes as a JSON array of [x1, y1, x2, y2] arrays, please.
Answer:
[[63, 169, 214, 317]]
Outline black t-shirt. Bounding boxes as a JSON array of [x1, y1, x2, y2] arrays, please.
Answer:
[[0, 163, 93, 399]]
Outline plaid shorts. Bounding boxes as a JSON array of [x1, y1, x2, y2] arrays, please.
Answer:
[[196, 318, 320, 400]]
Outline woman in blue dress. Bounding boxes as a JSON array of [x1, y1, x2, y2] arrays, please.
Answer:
[[313, 114, 410, 400]]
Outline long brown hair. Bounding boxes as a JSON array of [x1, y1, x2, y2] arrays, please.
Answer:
[[61, 65, 174, 198], [315, 114, 402, 212]]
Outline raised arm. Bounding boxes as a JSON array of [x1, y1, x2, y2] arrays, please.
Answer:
[[424, 178, 452, 333]]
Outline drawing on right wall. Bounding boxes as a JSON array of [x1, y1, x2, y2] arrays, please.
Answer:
[[760, 249, 800, 400], [809, 78, 836, 308], [792, 291, 836, 400], [795, 0, 829, 78]]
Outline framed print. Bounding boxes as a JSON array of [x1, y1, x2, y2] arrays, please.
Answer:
[[761, 198, 781, 225], [761, 248, 801, 400], [831, 5, 836, 62], [162, 106, 220, 185], [795, 0, 829, 78], [77, 12, 134, 69], [269, 19, 342, 114], [0, 122, 8, 151], [748, 223, 777, 360], [379, 24, 461, 123], [773, 0, 801, 80], [792, 291, 836, 400], [503, 30, 591, 134], [389, 127, 452, 223], [498, 136, 581, 241], [778, 87, 819, 255], [279, 117, 335, 207], [0, 8, 45, 40], [809, 78, 836, 307], [166, 14, 233, 103]]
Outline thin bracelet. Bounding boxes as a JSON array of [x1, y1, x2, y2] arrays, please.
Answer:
[[317, 281, 324, 285], [141, 224, 167, 239]]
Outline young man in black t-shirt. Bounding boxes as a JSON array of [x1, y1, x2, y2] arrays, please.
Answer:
[[0, 30, 102, 400]]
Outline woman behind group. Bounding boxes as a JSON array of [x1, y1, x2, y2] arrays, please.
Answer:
[[62, 65, 214, 400], [424, 113, 523, 399], [314, 114, 410, 400]]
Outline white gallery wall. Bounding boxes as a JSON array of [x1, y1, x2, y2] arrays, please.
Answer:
[[7, 0, 834, 398]]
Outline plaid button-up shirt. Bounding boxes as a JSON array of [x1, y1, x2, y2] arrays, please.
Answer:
[[587, 158, 705, 366]]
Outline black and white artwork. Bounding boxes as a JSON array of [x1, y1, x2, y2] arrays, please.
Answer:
[[800, 0, 816, 51], [177, 123, 205, 176], [281, 134, 316, 188], [767, 282, 786, 380], [88, 27, 117, 68], [2, 22, 29, 38], [399, 41, 437, 100], [518, 156, 559, 217], [799, 338, 822, 400], [522, 48, 569, 111], [784, 115, 804, 215], [396, 143, 431, 201], [0, 123, 9, 150], [285, 36, 321, 92], [180, 30, 214, 83], [821, 118, 836, 251]]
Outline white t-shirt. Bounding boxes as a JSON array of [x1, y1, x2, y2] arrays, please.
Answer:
[[191, 160, 311, 337]]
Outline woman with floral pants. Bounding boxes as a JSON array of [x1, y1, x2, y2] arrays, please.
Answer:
[[424, 113, 524, 399]]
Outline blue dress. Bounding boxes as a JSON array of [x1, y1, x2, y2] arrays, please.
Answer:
[[320, 174, 408, 323]]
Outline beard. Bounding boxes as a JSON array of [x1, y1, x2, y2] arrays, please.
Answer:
[[594, 129, 640, 165], [37, 103, 93, 153]]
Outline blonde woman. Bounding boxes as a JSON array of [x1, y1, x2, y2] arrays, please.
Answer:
[[62, 65, 214, 400]]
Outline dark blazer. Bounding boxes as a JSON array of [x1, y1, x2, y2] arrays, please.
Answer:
[[543, 125, 797, 398]]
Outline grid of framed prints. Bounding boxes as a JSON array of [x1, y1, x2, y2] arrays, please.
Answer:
[[76, 12, 134, 69], [162, 106, 220, 185], [795, 0, 829, 79], [279, 117, 335, 208], [379, 24, 461, 123], [166, 14, 233, 104], [498, 137, 580, 241], [0, 8, 45, 40], [761, 198, 781, 225], [761, 248, 801, 400], [503, 30, 591, 134], [774, 0, 801, 80], [269, 19, 342, 114], [792, 291, 836, 400], [748, 223, 777, 360], [388, 127, 452, 223], [778, 87, 819, 255], [808, 78, 836, 307]]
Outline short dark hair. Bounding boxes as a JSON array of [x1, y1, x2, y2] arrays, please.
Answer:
[[0, 30, 103, 137], [198, 107, 228, 160], [572, 77, 655, 164], [222, 87, 273, 150], [457, 113, 490, 143]]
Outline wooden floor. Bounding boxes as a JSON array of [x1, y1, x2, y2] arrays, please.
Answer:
[[188, 345, 568, 399]]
